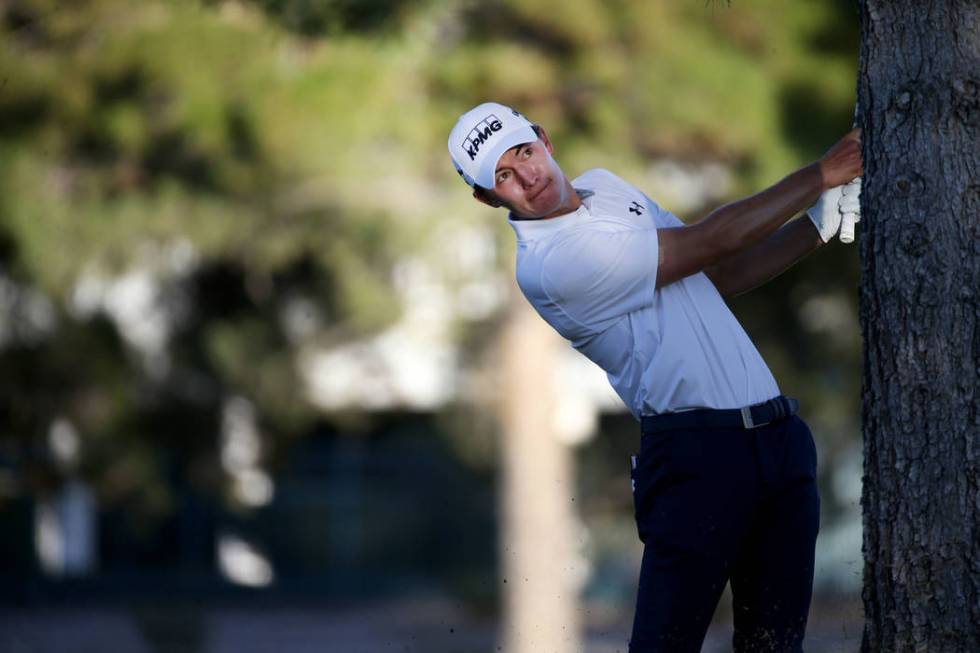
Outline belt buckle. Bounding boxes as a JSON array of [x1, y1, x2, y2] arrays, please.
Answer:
[[740, 405, 770, 429]]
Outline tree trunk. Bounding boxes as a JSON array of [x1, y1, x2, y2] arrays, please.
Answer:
[[497, 281, 582, 653], [857, 2, 980, 651]]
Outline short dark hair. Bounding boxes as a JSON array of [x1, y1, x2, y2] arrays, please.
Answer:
[[473, 124, 543, 203]]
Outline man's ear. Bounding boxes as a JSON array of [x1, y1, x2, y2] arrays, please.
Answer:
[[472, 188, 501, 208], [535, 125, 554, 155]]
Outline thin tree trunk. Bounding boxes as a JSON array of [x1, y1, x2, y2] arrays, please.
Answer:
[[497, 280, 582, 653], [857, 2, 980, 651]]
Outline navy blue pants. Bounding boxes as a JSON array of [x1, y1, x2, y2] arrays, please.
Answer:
[[628, 414, 820, 652]]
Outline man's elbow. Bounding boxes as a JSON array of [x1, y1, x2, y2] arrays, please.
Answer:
[[656, 223, 733, 288], [704, 267, 736, 299], [697, 216, 750, 260]]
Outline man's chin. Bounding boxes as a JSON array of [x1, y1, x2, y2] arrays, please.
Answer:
[[526, 185, 562, 218], [507, 183, 565, 219]]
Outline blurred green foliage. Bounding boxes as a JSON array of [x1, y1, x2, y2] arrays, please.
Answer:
[[0, 0, 860, 535]]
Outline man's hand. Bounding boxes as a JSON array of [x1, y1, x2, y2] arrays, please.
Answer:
[[656, 129, 863, 288], [818, 128, 863, 189], [806, 185, 845, 243]]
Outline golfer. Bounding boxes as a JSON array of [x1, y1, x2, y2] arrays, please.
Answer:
[[448, 102, 862, 652]]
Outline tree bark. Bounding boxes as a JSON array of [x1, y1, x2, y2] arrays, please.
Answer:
[[857, 2, 980, 651], [497, 280, 582, 653]]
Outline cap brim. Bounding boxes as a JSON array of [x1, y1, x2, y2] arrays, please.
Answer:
[[474, 125, 539, 189]]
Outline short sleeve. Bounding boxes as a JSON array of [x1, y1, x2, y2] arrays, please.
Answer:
[[540, 227, 659, 333], [643, 193, 686, 228]]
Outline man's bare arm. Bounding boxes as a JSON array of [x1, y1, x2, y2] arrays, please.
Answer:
[[655, 164, 822, 289], [654, 129, 861, 290], [703, 215, 824, 299]]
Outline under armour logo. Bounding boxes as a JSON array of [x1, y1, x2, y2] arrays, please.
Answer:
[[628, 201, 644, 215]]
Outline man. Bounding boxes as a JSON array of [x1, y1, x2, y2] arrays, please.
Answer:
[[448, 102, 862, 652]]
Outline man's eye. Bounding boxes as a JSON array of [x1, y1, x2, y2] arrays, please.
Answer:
[[496, 171, 510, 184], [522, 147, 532, 158]]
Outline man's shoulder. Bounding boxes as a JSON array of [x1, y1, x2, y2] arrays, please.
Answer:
[[574, 168, 664, 228], [573, 167, 635, 191], [574, 168, 650, 208], [575, 168, 685, 230]]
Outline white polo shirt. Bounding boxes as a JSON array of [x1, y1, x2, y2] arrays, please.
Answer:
[[507, 168, 780, 420]]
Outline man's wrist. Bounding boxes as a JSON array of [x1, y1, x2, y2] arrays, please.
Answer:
[[809, 161, 834, 192], [790, 162, 826, 211]]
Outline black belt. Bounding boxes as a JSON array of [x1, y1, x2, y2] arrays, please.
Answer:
[[640, 395, 799, 435]]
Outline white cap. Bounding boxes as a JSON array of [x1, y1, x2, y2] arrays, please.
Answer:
[[448, 102, 538, 189]]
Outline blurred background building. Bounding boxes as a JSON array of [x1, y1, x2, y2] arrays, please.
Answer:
[[0, 0, 865, 650]]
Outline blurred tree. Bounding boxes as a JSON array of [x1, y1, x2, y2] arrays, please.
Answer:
[[246, 0, 418, 35], [0, 0, 407, 534], [856, 1, 980, 650], [0, 0, 866, 616], [496, 286, 578, 653]]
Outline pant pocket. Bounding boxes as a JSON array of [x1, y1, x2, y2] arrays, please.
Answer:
[[630, 431, 704, 544], [629, 452, 645, 542], [629, 453, 638, 494], [786, 415, 818, 481], [630, 434, 679, 543]]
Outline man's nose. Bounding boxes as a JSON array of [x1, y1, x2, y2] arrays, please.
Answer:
[[515, 163, 538, 188]]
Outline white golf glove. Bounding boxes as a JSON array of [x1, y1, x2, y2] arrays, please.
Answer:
[[806, 185, 845, 243], [838, 177, 862, 243]]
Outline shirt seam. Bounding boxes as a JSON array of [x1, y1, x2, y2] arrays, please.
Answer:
[[538, 249, 601, 337], [536, 224, 658, 337]]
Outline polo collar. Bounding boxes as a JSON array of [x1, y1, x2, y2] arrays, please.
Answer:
[[507, 188, 595, 242]]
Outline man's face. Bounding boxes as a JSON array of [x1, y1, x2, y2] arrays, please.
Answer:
[[481, 129, 571, 219]]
